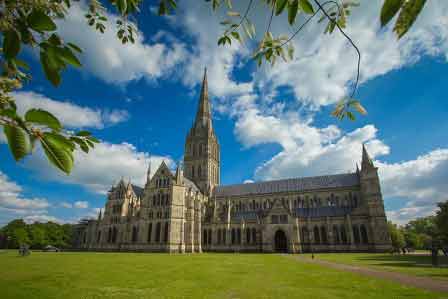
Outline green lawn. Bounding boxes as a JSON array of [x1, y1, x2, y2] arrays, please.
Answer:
[[0, 251, 445, 299], [306, 253, 448, 280]]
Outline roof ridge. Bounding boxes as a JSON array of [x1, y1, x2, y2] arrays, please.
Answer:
[[216, 172, 357, 189]]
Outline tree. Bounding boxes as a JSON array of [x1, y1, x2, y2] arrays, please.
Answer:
[[435, 200, 448, 244], [1, 0, 428, 174], [0, 219, 74, 249], [388, 221, 405, 250]]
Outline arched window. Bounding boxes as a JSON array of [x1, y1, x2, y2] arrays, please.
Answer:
[[246, 228, 251, 244], [164, 222, 169, 242], [108, 227, 112, 243], [97, 231, 101, 243], [353, 225, 360, 244], [148, 223, 152, 243], [198, 165, 202, 178], [203, 229, 208, 245], [333, 225, 340, 244], [223, 229, 227, 244], [320, 226, 327, 244], [231, 228, 236, 244], [252, 228, 257, 244], [112, 227, 118, 243], [237, 228, 241, 244], [208, 229, 212, 245], [360, 225, 369, 244], [198, 144, 202, 155], [193, 144, 197, 156], [340, 225, 347, 244], [155, 222, 161, 242], [191, 165, 195, 178], [301, 226, 310, 243], [132, 226, 138, 243], [152, 195, 156, 206], [217, 229, 221, 244], [314, 226, 320, 244]]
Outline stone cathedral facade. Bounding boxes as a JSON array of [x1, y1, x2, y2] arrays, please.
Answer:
[[74, 70, 392, 253]]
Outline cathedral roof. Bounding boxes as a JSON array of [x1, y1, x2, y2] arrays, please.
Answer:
[[131, 185, 144, 197], [213, 173, 359, 197]]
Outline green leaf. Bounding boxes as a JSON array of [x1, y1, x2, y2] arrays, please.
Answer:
[[299, 0, 314, 14], [116, 0, 128, 15], [56, 47, 82, 67], [288, 0, 300, 25], [40, 51, 61, 86], [87, 136, 100, 143], [70, 137, 89, 153], [28, 10, 57, 32], [380, 0, 404, 27], [3, 125, 31, 161], [40, 133, 74, 174], [275, 0, 288, 16], [75, 130, 91, 137], [67, 43, 83, 53], [230, 31, 241, 42], [3, 29, 21, 59], [25, 109, 62, 131], [394, 0, 426, 39]]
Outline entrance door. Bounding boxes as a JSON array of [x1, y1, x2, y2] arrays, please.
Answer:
[[274, 230, 288, 252]]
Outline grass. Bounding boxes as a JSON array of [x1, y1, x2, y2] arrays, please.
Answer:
[[306, 252, 448, 280], [0, 251, 446, 299]]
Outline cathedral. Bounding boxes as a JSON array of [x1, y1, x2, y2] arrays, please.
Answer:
[[73, 70, 392, 253]]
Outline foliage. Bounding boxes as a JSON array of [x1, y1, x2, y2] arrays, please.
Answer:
[[380, 0, 427, 38], [0, 219, 73, 249], [388, 221, 405, 250], [435, 200, 448, 244], [1, 0, 428, 174]]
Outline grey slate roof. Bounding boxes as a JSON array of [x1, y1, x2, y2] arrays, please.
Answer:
[[183, 177, 200, 192], [131, 185, 144, 197], [295, 206, 353, 217], [214, 173, 359, 197]]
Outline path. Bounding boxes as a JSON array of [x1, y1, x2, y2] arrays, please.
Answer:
[[288, 255, 448, 293]]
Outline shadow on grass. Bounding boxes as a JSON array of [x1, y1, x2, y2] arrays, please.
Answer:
[[350, 254, 448, 277]]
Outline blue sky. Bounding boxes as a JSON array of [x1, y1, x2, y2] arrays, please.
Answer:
[[1, 0, 448, 225]]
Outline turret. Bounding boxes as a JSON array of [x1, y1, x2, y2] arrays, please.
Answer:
[[175, 162, 184, 185]]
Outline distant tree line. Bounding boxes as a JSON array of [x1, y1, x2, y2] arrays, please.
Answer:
[[0, 219, 74, 249], [388, 200, 448, 252]]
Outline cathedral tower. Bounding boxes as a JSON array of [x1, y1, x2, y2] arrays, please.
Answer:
[[184, 68, 220, 195]]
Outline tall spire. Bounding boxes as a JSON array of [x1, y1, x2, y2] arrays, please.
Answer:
[[146, 158, 152, 182], [194, 67, 212, 128], [361, 143, 374, 169]]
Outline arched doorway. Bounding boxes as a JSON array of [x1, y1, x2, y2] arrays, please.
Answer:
[[274, 230, 288, 253]]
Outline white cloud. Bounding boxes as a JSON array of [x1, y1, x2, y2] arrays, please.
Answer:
[[0, 171, 58, 226], [74, 201, 89, 209], [57, 2, 187, 84], [170, 0, 253, 98], [253, 1, 448, 108], [11, 91, 129, 129], [0, 172, 49, 211], [24, 142, 173, 194], [379, 149, 448, 224]]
